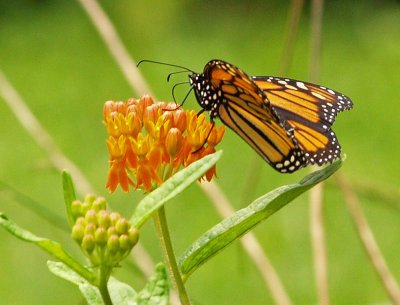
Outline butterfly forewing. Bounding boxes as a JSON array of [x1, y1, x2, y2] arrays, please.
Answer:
[[253, 76, 353, 127], [218, 102, 306, 172], [197, 60, 307, 172]]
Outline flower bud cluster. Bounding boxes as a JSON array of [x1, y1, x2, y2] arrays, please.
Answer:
[[71, 194, 139, 267]]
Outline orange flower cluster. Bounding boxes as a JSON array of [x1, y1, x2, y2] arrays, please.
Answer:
[[103, 95, 225, 193]]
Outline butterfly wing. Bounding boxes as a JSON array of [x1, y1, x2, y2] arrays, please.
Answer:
[[253, 76, 353, 165], [203, 60, 307, 172]]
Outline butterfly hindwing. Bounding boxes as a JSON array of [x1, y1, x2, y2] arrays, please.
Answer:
[[253, 76, 353, 165]]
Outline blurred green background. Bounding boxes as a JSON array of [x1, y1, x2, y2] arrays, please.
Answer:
[[1, 0, 399, 304]]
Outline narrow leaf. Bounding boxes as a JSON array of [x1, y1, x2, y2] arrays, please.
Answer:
[[135, 263, 169, 305], [179, 160, 342, 278], [62, 170, 77, 227], [47, 261, 103, 305], [0, 213, 95, 283], [130, 150, 222, 228]]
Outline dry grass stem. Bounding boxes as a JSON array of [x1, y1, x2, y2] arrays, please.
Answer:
[[309, 183, 330, 305], [0, 69, 93, 194], [78, 0, 152, 96], [337, 173, 400, 304], [278, 0, 305, 75]]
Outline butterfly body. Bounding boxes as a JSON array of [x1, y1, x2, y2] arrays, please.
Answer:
[[189, 59, 353, 173]]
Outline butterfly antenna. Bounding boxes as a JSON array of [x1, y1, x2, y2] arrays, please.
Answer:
[[137, 59, 195, 73], [172, 82, 191, 102], [167, 70, 191, 82]]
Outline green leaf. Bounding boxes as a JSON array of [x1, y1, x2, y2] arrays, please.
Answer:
[[179, 160, 342, 279], [47, 261, 103, 305], [135, 263, 169, 305], [130, 150, 222, 228], [62, 170, 77, 227], [108, 277, 137, 305], [0, 213, 95, 284], [79, 283, 104, 305]]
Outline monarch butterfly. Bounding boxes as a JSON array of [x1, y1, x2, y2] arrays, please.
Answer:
[[138, 59, 353, 173]]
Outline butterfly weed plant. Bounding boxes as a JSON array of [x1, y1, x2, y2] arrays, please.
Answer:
[[0, 94, 342, 305]]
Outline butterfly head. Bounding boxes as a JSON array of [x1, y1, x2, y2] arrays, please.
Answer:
[[189, 73, 222, 119]]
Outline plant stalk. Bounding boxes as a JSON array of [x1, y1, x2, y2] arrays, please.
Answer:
[[153, 207, 191, 305], [99, 265, 113, 305]]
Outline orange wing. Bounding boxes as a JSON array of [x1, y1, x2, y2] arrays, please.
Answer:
[[190, 59, 353, 172], [253, 76, 353, 165]]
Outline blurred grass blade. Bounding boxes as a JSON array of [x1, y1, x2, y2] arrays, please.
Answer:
[[0, 180, 68, 231], [47, 261, 103, 305], [135, 263, 169, 305], [130, 150, 222, 228], [0, 213, 95, 283], [62, 170, 77, 227], [179, 160, 342, 278]]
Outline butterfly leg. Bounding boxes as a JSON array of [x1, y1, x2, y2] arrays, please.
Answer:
[[192, 120, 215, 154]]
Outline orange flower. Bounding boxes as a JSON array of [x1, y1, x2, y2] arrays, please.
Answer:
[[103, 95, 225, 193]]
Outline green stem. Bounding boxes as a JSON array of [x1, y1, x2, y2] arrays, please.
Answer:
[[153, 207, 191, 305], [98, 265, 113, 305]]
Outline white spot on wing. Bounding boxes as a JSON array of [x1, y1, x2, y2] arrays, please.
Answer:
[[296, 81, 308, 90], [285, 85, 298, 90]]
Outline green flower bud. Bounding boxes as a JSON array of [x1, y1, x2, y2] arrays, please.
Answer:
[[109, 212, 121, 226], [70, 195, 137, 267], [82, 234, 95, 253], [81, 201, 91, 215], [107, 226, 117, 238], [85, 223, 96, 236], [119, 234, 131, 251], [72, 223, 85, 243], [71, 200, 82, 218], [128, 227, 139, 246], [85, 209, 97, 225], [107, 234, 119, 253], [95, 227, 107, 247], [76, 216, 86, 226], [92, 197, 107, 211], [97, 210, 111, 229], [115, 218, 129, 234], [84, 193, 97, 206]]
